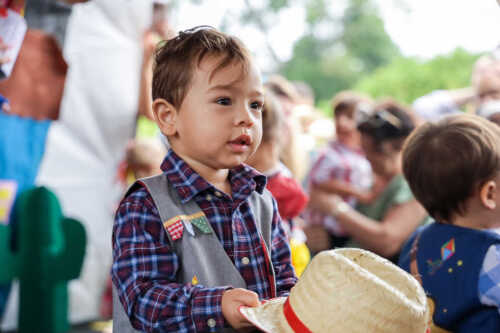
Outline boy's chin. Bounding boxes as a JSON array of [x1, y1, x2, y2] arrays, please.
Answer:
[[218, 155, 252, 168]]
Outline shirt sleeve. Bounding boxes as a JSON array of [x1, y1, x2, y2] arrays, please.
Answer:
[[112, 188, 230, 333], [392, 177, 414, 206], [412, 90, 460, 121], [309, 150, 341, 185], [478, 244, 500, 314], [269, 196, 298, 297]]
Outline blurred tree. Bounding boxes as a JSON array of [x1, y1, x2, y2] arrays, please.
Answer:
[[354, 48, 479, 105], [281, 0, 401, 101]]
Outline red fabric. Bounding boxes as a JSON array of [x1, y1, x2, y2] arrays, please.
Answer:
[[266, 174, 308, 220], [283, 298, 312, 333], [0, 30, 67, 120]]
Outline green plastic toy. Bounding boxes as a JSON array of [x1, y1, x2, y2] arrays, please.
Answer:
[[0, 187, 86, 333]]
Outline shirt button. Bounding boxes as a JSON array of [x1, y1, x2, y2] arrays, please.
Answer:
[[205, 194, 212, 201], [214, 191, 223, 197], [241, 257, 250, 265], [207, 318, 216, 328]]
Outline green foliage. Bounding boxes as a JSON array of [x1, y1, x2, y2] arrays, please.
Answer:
[[354, 48, 480, 104], [281, 0, 400, 102], [305, 0, 330, 25], [317, 99, 332, 117], [269, 0, 291, 12], [342, 0, 401, 72]]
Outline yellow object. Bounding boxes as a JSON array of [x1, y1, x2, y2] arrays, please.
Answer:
[[191, 275, 198, 285], [290, 238, 310, 277], [136, 115, 159, 139], [0, 188, 11, 199]]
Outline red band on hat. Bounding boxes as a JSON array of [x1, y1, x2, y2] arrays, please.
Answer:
[[283, 298, 312, 333]]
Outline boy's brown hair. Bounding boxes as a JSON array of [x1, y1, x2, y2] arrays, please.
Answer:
[[402, 114, 500, 223], [152, 26, 252, 109]]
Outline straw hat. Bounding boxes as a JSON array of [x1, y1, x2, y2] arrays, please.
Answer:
[[240, 248, 429, 333]]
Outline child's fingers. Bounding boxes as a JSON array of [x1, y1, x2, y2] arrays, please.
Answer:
[[236, 289, 260, 307]]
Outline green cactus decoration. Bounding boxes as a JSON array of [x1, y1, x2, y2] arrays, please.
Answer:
[[0, 186, 86, 333]]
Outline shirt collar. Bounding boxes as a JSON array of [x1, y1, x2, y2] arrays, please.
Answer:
[[161, 149, 267, 203]]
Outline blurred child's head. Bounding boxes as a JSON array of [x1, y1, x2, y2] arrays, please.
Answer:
[[151, 26, 264, 170], [477, 99, 500, 127], [126, 138, 166, 179], [246, 91, 284, 171], [403, 114, 500, 224], [264, 75, 299, 117], [261, 91, 285, 145], [292, 80, 315, 106], [264, 75, 308, 180], [331, 91, 372, 148], [476, 72, 500, 106], [357, 100, 414, 177]]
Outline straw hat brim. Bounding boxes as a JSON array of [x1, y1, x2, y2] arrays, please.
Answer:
[[240, 248, 429, 333], [239, 297, 292, 333]]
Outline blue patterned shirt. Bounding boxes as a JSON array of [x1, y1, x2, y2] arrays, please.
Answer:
[[479, 231, 500, 314], [112, 149, 297, 332]]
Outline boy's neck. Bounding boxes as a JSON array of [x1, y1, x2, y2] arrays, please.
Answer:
[[451, 203, 500, 230], [174, 150, 232, 196]]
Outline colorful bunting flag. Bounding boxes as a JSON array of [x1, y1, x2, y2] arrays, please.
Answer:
[[183, 219, 195, 236], [191, 215, 211, 234], [164, 212, 211, 239], [166, 219, 183, 241]]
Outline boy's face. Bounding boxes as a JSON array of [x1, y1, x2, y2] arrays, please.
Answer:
[[163, 55, 264, 172], [335, 109, 360, 146], [477, 73, 500, 105]]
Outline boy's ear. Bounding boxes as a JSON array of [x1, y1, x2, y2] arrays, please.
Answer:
[[152, 98, 178, 136], [479, 180, 497, 210]]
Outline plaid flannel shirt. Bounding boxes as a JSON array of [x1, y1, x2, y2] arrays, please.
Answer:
[[112, 149, 297, 332]]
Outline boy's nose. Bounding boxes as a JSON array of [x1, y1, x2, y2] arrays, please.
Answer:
[[235, 104, 255, 127]]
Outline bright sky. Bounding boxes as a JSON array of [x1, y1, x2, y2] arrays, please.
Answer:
[[173, 0, 500, 71]]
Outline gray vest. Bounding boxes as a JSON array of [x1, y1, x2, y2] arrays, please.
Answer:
[[113, 174, 276, 333]]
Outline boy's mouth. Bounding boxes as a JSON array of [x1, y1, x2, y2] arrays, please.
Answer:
[[228, 134, 252, 153], [229, 134, 251, 146]]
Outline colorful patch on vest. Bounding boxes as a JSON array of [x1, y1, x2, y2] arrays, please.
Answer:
[[164, 219, 184, 241], [426, 238, 456, 275], [190, 214, 211, 234], [163, 212, 211, 239], [0, 180, 17, 224], [191, 275, 198, 285], [183, 219, 195, 236]]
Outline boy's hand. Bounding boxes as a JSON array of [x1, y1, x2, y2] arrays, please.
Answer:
[[222, 288, 260, 330]]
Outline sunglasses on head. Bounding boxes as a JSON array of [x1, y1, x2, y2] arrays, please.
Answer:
[[357, 108, 402, 130]]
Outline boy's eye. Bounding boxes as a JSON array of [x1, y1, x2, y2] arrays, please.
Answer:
[[250, 101, 264, 111], [216, 97, 231, 106]]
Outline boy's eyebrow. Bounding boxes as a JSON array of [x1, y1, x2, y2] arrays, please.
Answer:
[[207, 84, 264, 98], [206, 84, 237, 92]]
